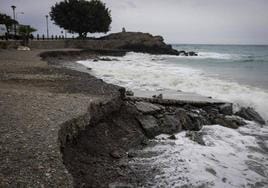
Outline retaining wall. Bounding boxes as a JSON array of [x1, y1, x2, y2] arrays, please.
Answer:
[[0, 39, 124, 49]]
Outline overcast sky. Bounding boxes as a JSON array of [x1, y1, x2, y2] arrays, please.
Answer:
[[1, 0, 268, 44]]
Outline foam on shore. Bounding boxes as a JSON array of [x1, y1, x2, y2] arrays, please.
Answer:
[[77, 52, 268, 120]]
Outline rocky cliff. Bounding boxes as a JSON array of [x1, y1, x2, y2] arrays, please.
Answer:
[[99, 32, 180, 55]]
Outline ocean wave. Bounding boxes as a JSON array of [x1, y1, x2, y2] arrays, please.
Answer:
[[77, 52, 268, 120], [77, 52, 268, 187], [197, 52, 242, 60], [158, 51, 246, 61]]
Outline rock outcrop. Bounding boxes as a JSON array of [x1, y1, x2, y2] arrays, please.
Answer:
[[100, 32, 180, 55], [178, 50, 198, 56], [121, 92, 265, 139], [235, 107, 266, 125]]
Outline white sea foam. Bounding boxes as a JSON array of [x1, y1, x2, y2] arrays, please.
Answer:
[[77, 52, 268, 120], [130, 123, 268, 187], [197, 52, 243, 60], [161, 51, 243, 60]]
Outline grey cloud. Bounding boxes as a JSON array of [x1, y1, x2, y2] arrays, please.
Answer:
[[0, 0, 267, 44]]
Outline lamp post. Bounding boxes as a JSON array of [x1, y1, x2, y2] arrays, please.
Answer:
[[11, 5, 16, 38], [45, 15, 49, 39]]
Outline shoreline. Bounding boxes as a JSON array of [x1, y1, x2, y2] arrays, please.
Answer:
[[0, 49, 266, 187]]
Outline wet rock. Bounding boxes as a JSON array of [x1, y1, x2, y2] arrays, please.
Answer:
[[178, 50, 187, 56], [98, 57, 119, 61], [152, 93, 163, 99], [99, 57, 113, 61], [126, 90, 134, 96], [168, 134, 177, 140], [203, 106, 219, 115], [86, 67, 92, 70], [188, 51, 198, 56], [187, 113, 203, 131], [235, 107, 265, 125], [177, 51, 198, 56], [205, 168, 217, 176], [214, 115, 246, 129], [218, 103, 233, 115], [118, 87, 126, 99], [127, 150, 138, 158], [202, 106, 220, 124], [124, 102, 140, 116], [135, 101, 162, 115], [175, 109, 203, 131], [136, 115, 160, 138], [159, 115, 182, 134], [186, 131, 206, 145]]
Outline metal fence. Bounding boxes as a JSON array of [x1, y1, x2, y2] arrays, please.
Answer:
[[0, 33, 77, 41]]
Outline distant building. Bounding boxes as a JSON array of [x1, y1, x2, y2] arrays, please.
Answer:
[[0, 24, 7, 37]]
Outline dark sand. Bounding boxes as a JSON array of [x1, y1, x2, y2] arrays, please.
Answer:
[[0, 49, 125, 187]]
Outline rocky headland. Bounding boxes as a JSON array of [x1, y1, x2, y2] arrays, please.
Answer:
[[99, 32, 197, 56]]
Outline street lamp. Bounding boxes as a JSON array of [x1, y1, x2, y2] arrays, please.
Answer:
[[45, 15, 49, 39], [11, 5, 16, 37]]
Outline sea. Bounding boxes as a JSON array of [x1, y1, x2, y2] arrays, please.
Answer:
[[77, 45, 268, 187]]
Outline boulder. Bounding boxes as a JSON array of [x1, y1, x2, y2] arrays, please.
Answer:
[[214, 115, 246, 129], [186, 131, 206, 146], [178, 50, 198, 56], [159, 115, 182, 134], [135, 101, 162, 115], [187, 51, 198, 56], [175, 109, 203, 131], [168, 134, 177, 140], [152, 93, 163, 99], [235, 107, 265, 125], [126, 90, 134, 96], [136, 115, 160, 138], [178, 51, 187, 56], [202, 106, 220, 124], [99, 57, 119, 61], [187, 112, 203, 131], [99, 57, 113, 61], [218, 103, 233, 115]]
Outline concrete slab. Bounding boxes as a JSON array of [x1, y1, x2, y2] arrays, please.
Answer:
[[127, 89, 227, 106]]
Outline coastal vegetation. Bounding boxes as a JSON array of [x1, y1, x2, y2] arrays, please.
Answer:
[[0, 12, 18, 33], [50, 0, 112, 38], [0, 12, 36, 41]]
